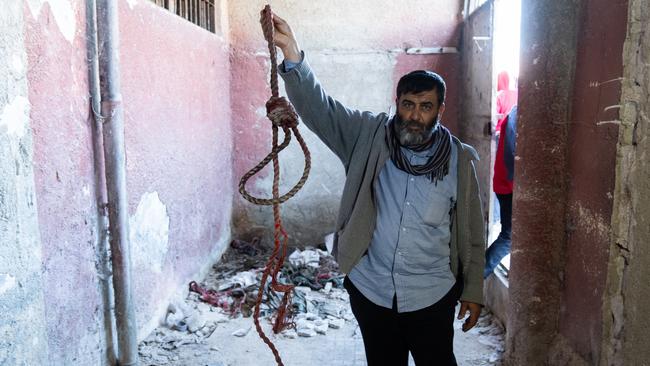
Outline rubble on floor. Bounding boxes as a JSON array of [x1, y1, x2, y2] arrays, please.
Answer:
[[474, 309, 506, 365], [138, 238, 354, 365]]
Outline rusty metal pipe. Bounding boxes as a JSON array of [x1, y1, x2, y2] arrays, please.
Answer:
[[95, 0, 138, 364], [85, 0, 118, 364]]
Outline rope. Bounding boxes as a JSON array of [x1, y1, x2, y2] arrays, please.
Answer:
[[238, 5, 312, 366]]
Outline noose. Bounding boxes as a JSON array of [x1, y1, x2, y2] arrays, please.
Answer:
[[238, 5, 311, 366]]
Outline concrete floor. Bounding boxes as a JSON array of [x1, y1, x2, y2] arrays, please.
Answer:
[[139, 303, 504, 366]]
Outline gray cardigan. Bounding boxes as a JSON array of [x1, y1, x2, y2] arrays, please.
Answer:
[[280, 56, 486, 305]]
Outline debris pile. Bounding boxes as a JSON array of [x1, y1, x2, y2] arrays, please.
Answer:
[[138, 238, 354, 365], [189, 239, 347, 324]]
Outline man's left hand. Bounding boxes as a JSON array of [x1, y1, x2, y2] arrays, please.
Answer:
[[457, 301, 481, 332]]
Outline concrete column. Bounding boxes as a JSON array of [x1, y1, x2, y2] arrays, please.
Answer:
[[505, 0, 580, 364], [0, 2, 49, 365]]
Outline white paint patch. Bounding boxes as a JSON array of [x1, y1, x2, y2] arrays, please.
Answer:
[[82, 185, 90, 197], [129, 192, 170, 273], [0, 274, 17, 295], [11, 54, 24, 74], [126, 0, 138, 9], [26, 0, 76, 43], [0, 96, 30, 138]]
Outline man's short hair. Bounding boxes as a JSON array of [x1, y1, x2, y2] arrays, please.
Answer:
[[396, 70, 446, 106]]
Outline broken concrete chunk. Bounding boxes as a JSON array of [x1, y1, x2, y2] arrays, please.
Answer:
[[297, 328, 317, 337], [320, 302, 343, 318], [342, 310, 355, 321], [281, 329, 297, 339], [328, 318, 344, 329], [231, 326, 252, 337], [186, 314, 207, 333], [323, 282, 333, 294], [165, 310, 186, 330], [294, 286, 312, 295], [295, 318, 315, 331], [304, 312, 318, 321], [315, 323, 329, 335]]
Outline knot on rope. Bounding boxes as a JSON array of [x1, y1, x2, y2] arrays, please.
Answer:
[[266, 96, 299, 128], [237, 5, 312, 366]]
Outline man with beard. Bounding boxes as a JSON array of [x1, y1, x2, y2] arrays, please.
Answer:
[[266, 12, 485, 366]]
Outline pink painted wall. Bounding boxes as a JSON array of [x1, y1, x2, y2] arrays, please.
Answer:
[[24, 2, 108, 364], [119, 0, 233, 332], [24, 1, 233, 363]]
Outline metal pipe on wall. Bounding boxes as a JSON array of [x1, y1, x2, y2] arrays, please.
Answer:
[[85, 0, 118, 364], [95, 0, 139, 364]]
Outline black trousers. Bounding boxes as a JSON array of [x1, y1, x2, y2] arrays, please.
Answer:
[[344, 277, 461, 366]]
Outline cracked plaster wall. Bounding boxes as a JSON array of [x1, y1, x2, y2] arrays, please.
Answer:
[[0, 2, 49, 365], [602, 1, 650, 365]]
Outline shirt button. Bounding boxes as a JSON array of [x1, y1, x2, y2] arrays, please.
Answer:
[[402, 227, 407, 232], [406, 202, 411, 206], [410, 178, 415, 182]]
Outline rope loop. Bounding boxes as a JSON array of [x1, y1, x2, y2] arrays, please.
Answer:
[[236, 5, 312, 366]]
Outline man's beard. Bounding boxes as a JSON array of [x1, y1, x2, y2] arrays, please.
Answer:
[[393, 113, 438, 147]]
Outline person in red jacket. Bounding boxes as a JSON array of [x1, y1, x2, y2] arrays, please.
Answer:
[[485, 105, 517, 278], [494, 71, 518, 135]]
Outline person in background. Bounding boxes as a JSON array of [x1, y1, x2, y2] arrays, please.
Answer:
[[494, 70, 518, 136], [485, 105, 517, 278]]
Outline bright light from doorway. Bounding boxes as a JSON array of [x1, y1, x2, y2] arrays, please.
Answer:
[[493, 0, 521, 81], [490, 0, 521, 274]]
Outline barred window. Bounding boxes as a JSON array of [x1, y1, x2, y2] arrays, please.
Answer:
[[150, 0, 217, 33], [464, 0, 491, 18]]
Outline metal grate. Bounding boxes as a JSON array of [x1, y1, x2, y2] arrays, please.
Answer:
[[463, 0, 490, 18], [150, 0, 217, 33]]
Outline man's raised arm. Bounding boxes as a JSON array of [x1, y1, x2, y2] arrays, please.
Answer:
[[262, 11, 383, 168]]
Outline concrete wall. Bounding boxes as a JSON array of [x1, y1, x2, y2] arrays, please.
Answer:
[[0, 2, 49, 365], [14, 0, 234, 364], [459, 1, 493, 229], [602, 1, 650, 365], [230, 0, 465, 248], [560, 0, 628, 363]]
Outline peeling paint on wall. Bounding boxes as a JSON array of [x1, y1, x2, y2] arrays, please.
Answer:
[[10, 54, 23, 74], [0, 96, 29, 138], [1, 2, 49, 364], [126, 0, 139, 9], [0, 274, 17, 295], [25, 0, 76, 43], [129, 192, 170, 273]]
